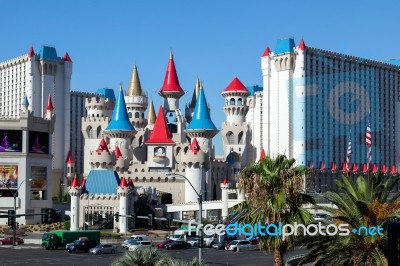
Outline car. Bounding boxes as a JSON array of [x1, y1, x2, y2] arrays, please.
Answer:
[[90, 244, 116, 255], [0, 237, 24, 245], [122, 239, 138, 249], [129, 235, 148, 241], [165, 240, 191, 250], [225, 240, 254, 252], [155, 239, 173, 248], [212, 239, 231, 250], [128, 241, 152, 251], [186, 237, 200, 247], [66, 239, 98, 253]]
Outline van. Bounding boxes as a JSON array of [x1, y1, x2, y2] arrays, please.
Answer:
[[129, 235, 148, 241]]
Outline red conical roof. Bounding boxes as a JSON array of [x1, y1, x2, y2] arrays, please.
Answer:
[[298, 38, 306, 50], [189, 138, 200, 154], [223, 77, 249, 93], [63, 52, 72, 62], [66, 150, 74, 164], [71, 175, 79, 188], [262, 47, 271, 57], [309, 161, 314, 169], [46, 95, 54, 110], [146, 106, 174, 144], [331, 162, 337, 171], [381, 164, 388, 174], [223, 178, 228, 185], [372, 164, 378, 173], [320, 161, 325, 171], [159, 51, 184, 96], [28, 46, 35, 57], [81, 178, 86, 188], [352, 163, 358, 172], [96, 138, 109, 153], [391, 165, 398, 174], [362, 163, 368, 172], [259, 149, 266, 161], [341, 162, 348, 172], [120, 177, 128, 188], [115, 146, 122, 159]]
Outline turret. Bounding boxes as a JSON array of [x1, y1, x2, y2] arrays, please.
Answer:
[[114, 145, 126, 172], [117, 177, 130, 234], [21, 96, 29, 113], [44, 95, 54, 120], [103, 84, 137, 164], [66, 150, 75, 180], [125, 64, 148, 129], [221, 178, 229, 220], [158, 50, 185, 113], [181, 138, 209, 203], [221, 77, 250, 125], [89, 138, 114, 169], [68, 175, 81, 231]]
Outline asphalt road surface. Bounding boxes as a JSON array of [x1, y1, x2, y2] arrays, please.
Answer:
[[0, 245, 306, 266]]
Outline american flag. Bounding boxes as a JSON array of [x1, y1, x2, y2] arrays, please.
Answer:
[[346, 131, 352, 172], [366, 118, 372, 167]]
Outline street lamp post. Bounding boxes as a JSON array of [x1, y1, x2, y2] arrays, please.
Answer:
[[0, 178, 32, 246], [166, 172, 203, 263]]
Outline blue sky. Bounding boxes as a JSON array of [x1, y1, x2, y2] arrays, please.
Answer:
[[1, 1, 400, 156]]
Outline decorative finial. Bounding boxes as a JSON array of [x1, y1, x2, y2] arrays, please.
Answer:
[[169, 49, 173, 59]]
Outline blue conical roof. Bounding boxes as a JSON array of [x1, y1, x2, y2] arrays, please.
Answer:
[[105, 85, 136, 131], [21, 96, 29, 106], [187, 88, 217, 131]]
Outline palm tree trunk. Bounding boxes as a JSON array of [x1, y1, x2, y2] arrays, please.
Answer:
[[274, 248, 284, 266]]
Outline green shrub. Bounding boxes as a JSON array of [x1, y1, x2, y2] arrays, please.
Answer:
[[64, 220, 70, 230]]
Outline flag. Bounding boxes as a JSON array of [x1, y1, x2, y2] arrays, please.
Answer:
[[366, 117, 372, 167], [346, 131, 352, 172]]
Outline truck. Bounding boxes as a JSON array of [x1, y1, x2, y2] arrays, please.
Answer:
[[41, 230, 101, 250]]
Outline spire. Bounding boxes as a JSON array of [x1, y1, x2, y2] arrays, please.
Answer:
[[147, 98, 156, 124], [66, 150, 75, 164], [63, 52, 72, 62], [391, 165, 398, 174], [223, 178, 228, 185], [331, 161, 337, 171], [71, 174, 80, 188], [105, 84, 136, 131], [96, 138, 109, 153], [187, 87, 218, 131], [127, 64, 143, 96], [259, 149, 266, 161], [262, 47, 271, 57], [81, 178, 86, 188], [119, 177, 128, 188], [115, 145, 122, 159], [146, 106, 174, 144], [189, 138, 201, 154], [28, 46, 35, 57], [158, 50, 184, 96], [46, 95, 54, 110], [320, 161, 325, 171], [189, 78, 201, 108], [223, 77, 250, 93], [352, 163, 358, 172], [298, 38, 306, 50]]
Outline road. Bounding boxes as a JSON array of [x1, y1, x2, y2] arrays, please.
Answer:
[[0, 245, 307, 266]]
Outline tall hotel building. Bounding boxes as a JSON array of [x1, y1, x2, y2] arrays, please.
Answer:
[[259, 38, 400, 190], [0, 46, 72, 191]]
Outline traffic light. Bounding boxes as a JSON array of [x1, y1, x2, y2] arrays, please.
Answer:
[[148, 214, 153, 227], [115, 212, 119, 222], [16, 223, 20, 229], [198, 236, 204, 247], [130, 214, 135, 225], [8, 210, 15, 228], [165, 217, 171, 227]]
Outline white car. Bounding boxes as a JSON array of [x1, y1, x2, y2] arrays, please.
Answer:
[[225, 240, 253, 252], [128, 241, 153, 251]]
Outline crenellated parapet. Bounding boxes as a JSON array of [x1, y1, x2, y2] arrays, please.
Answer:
[[68, 186, 81, 197], [180, 148, 209, 168]]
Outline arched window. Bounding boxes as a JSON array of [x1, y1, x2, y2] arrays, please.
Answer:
[[138, 136, 143, 147], [227, 132, 234, 144], [97, 126, 102, 138], [225, 99, 228, 106], [135, 112, 139, 118], [238, 131, 244, 144], [230, 98, 235, 105], [237, 98, 243, 106], [128, 112, 132, 118], [87, 126, 93, 138]]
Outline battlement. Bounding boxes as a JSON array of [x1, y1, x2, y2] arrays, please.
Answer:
[[0, 55, 29, 69], [86, 96, 106, 106], [125, 95, 148, 105]]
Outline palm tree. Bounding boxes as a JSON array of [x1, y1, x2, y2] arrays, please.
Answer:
[[111, 248, 168, 266], [236, 154, 315, 266], [296, 173, 400, 265]]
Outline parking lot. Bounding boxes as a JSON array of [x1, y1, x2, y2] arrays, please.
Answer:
[[0, 244, 306, 266]]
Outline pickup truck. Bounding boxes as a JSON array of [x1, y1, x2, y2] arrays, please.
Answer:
[[66, 239, 98, 253]]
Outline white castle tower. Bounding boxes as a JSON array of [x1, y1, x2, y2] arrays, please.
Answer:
[[158, 51, 185, 114], [82, 90, 115, 174], [181, 138, 209, 203], [90, 138, 114, 170], [125, 64, 148, 129], [221, 77, 252, 167], [44, 95, 54, 120], [66, 150, 75, 180], [185, 87, 219, 201], [220, 178, 229, 220], [68, 175, 81, 231], [103, 85, 137, 170], [117, 177, 130, 234]]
